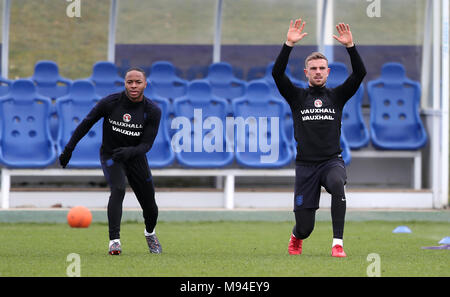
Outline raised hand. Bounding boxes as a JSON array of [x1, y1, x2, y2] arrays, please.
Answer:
[[332, 23, 354, 47], [286, 18, 308, 46]]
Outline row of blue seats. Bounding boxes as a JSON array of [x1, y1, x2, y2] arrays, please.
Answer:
[[142, 60, 427, 152], [0, 60, 427, 169], [0, 78, 309, 169], [8, 59, 430, 151]]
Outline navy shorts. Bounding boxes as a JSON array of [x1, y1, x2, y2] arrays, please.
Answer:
[[293, 157, 347, 211]]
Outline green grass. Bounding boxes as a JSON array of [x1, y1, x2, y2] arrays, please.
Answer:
[[1, 220, 448, 277]]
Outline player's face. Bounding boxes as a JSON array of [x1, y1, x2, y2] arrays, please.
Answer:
[[304, 59, 330, 87], [125, 70, 147, 102]]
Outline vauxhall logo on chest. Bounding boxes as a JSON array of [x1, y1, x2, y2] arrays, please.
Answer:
[[108, 113, 143, 137], [300, 98, 336, 121], [314, 99, 323, 108], [123, 113, 132, 122]]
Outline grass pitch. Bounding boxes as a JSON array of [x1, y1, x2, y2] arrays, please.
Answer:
[[1, 220, 448, 277]]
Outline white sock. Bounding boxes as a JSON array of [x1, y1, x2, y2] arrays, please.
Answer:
[[144, 229, 155, 236], [332, 238, 343, 248], [109, 239, 120, 248]]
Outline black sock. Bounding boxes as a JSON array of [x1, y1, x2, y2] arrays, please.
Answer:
[[293, 208, 316, 239], [331, 195, 346, 239], [107, 187, 125, 240]]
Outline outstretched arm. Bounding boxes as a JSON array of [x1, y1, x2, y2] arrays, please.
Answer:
[[332, 23, 366, 106], [272, 18, 307, 103]]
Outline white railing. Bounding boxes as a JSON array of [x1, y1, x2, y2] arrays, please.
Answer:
[[1, 168, 296, 209], [0, 149, 423, 209]]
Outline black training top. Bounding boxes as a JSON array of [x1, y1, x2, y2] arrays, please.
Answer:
[[272, 43, 366, 163], [65, 91, 161, 158]]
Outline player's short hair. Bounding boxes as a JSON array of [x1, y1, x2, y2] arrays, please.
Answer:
[[304, 52, 328, 69], [125, 67, 147, 79]]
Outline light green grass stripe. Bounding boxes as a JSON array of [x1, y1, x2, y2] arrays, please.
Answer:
[[0, 209, 449, 223]]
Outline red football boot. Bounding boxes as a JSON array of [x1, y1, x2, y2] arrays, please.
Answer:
[[331, 244, 347, 257], [288, 234, 303, 255]]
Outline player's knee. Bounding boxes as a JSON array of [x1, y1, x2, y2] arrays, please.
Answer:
[[325, 174, 345, 196], [110, 187, 125, 200], [295, 225, 314, 239]]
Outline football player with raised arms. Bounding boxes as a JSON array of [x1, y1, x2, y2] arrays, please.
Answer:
[[272, 18, 366, 257]]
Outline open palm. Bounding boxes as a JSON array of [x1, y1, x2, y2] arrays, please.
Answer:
[[333, 23, 354, 47], [287, 18, 308, 45]]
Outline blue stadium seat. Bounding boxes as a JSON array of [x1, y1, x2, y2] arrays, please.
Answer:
[[144, 84, 175, 168], [0, 76, 12, 97], [0, 79, 56, 168], [30, 60, 73, 141], [30, 60, 72, 99], [186, 65, 208, 80], [172, 80, 233, 168], [144, 82, 173, 132], [148, 61, 187, 101], [247, 65, 266, 81], [327, 62, 369, 149], [55, 80, 102, 168], [88, 61, 125, 97], [255, 62, 308, 153], [206, 62, 246, 101], [232, 81, 293, 168], [367, 62, 427, 150], [340, 129, 351, 165]]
